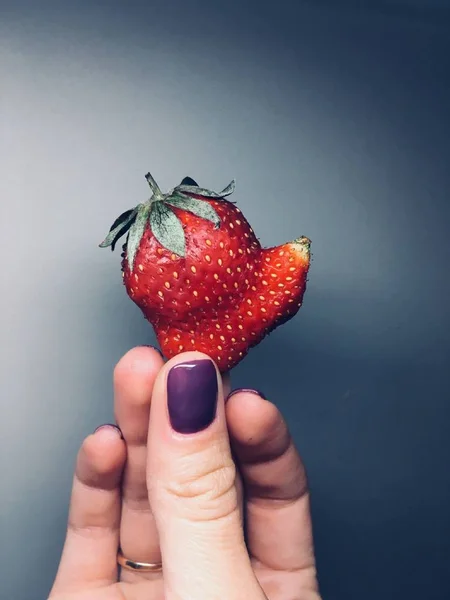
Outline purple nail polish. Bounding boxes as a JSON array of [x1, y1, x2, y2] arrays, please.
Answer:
[[227, 388, 266, 401], [93, 423, 123, 438], [143, 344, 164, 357], [167, 360, 218, 434]]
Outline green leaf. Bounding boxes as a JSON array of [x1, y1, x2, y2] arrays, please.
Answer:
[[180, 176, 199, 186], [108, 209, 136, 233], [174, 179, 236, 199], [165, 194, 221, 228], [99, 208, 137, 249], [150, 202, 186, 257], [217, 180, 236, 197], [126, 205, 150, 271]]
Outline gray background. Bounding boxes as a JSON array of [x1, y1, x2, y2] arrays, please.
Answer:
[[1, 1, 449, 599]]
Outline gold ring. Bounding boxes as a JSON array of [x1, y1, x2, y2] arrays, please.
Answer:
[[117, 549, 163, 572]]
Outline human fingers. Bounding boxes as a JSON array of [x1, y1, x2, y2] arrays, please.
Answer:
[[113, 346, 164, 580], [227, 390, 319, 596], [49, 425, 126, 596], [146, 352, 267, 600]]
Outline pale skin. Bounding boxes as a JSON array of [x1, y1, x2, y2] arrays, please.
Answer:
[[49, 347, 321, 600]]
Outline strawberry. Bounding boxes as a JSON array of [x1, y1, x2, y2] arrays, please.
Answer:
[[100, 172, 311, 372]]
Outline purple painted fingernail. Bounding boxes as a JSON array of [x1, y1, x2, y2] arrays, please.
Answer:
[[227, 388, 266, 401], [167, 360, 218, 434], [143, 345, 164, 357], [93, 423, 124, 438]]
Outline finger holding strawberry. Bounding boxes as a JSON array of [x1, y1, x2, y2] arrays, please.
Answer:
[[100, 172, 311, 372]]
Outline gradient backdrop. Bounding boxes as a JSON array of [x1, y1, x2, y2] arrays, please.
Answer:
[[1, 1, 450, 599]]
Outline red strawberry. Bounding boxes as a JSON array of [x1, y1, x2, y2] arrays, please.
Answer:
[[100, 172, 311, 372]]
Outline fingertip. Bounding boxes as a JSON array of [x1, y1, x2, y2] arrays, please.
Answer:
[[93, 423, 124, 439], [227, 388, 267, 401], [78, 426, 126, 490], [113, 347, 165, 424], [113, 345, 164, 391], [226, 390, 284, 448], [152, 350, 224, 427]]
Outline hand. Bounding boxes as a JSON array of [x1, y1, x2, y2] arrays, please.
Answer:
[[49, 347, 320, 600]]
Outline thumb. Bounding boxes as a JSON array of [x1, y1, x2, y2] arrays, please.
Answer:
[[146, 352, 265, 600]]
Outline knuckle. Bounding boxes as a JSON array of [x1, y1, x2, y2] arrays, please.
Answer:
[[160, 444, 239, 521], [68, 521, 115, 539]]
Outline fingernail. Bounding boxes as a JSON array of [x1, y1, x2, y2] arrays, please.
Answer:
[[143, 344, 164, 357], [167, 359, 218, 434], [93, 423, 124, 439], [226, 388, 266, 401]]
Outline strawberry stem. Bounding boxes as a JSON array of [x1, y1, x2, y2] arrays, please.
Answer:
[[145, 171, 163, 200]]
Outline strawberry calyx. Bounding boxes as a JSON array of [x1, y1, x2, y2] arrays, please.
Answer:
[[99, 171, 236, 271]]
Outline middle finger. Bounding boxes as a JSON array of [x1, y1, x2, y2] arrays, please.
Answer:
[[114, 346, 164, 579]]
